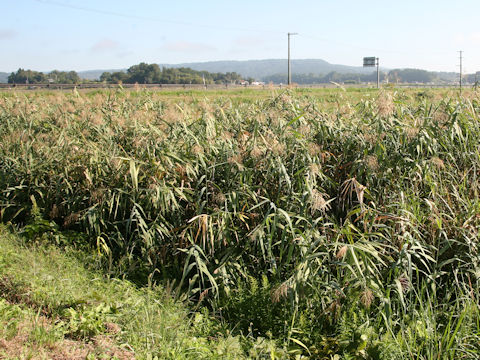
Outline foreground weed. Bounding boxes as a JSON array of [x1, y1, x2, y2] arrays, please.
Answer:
[[0, 225, 280, 358], [1, 88, 480, 358]]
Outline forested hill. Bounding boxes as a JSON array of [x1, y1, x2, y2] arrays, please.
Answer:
[[75, 59, 376, 81], [162, 59, 375, 79], [0, 72, 8, 83]]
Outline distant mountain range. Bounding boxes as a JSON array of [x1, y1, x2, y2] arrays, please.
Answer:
[[76, 59, 379, 81], [0, 72, 8, 83], [77, 69, 125, 81], [163, 59, 378, 79]]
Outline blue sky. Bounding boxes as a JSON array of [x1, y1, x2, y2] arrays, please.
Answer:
[[1, 0, 479, 73]]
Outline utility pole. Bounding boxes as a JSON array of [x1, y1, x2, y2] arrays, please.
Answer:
[[376, 57, 380, 89], [287, 32, 298, 86], [458, 50, 463, 95]]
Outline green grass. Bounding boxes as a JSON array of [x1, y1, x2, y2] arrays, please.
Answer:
[[0, 225, 284, 359]]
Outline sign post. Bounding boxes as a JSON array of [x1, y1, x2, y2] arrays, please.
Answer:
[[288, 32, 298, 86], [363, 57, 379, 89]]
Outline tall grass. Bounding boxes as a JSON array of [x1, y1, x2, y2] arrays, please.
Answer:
[[1, 88, 480, 357]]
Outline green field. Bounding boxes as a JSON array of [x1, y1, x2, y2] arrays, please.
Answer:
[[1, 87, 480, 359]]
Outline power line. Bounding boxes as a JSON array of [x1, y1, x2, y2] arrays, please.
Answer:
[[34, 0, 284, 35], [30, 0, 476, 75], [32, 0, 456, 60]]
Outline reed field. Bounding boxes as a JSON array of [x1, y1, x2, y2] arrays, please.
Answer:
[[1, 87, 480, 359]]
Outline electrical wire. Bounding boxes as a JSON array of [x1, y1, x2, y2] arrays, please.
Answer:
[[34, 0, 284, 35]]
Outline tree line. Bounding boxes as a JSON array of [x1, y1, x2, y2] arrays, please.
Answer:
[[262, 68, 452, 85], [100, 63, 245, 84], [7, 64, 475, 85], [8, 69, 80, 84], [262, 71, 383, 85], [7, 63, 245, 85]]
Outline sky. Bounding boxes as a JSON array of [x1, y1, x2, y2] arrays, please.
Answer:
[[1, 0, 480, 73]]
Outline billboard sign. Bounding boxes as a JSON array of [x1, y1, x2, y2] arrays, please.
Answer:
[[363, 57, 376, 67]]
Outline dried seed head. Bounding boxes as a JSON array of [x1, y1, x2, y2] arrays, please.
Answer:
[[199, 288, 209, 301], [222, 131, 234, 140], [271, 282, 289, 303], [430, 156, 445, 169], [308, 143, 322, 157], [336, 245, 348, 259], [309, 163, 322, 177], [340, 177, 367, 209], [365, 155, 379, 171], [213, 192, 226, 205], [148, 182, 158, 190], [228, 153, 244, 170], [363, 132, 377, 145], [405, 127, 419, 140], [320, 151, 331, 163], [327, 299, 342, 318], [311, 189, 330, 214], [91, 189, 105, 203], [63, 212, 80, 227], [248, 229, 259, 242], [49, 204, 59, 218], [240, 131, 251, 143], [268, 137, 286, 156], [376, 91, 395, 117], [110, 157, 122, 171], [251, 145, 264, 159], [278, 93, 292, 104], [398, 275, 410, 292], [91, 112, 104, 126], [433, 110, 449, 124], [163, 104, 182, 123], [175, 164, 186, 177], [105, 322, 121, 334], [360, 288, 374, 308], [192, 144, 204, 155], [299, 124, 312, 136]]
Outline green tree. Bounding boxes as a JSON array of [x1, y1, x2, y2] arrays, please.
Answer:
[[100, 71, 128, 84], [8, 69, 47, 84], [98, 63, 245, 85], [126, 63, 161, 83], [48, 70, 80, 84], [387, 69, 437, 83]]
